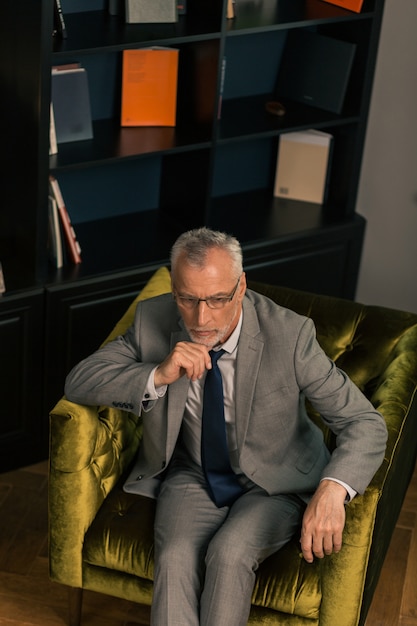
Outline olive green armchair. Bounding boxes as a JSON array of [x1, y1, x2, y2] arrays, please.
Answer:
[[49, 266, 417, 626]]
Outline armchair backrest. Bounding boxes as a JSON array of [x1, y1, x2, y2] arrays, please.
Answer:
[[248, 280, 417, 396]]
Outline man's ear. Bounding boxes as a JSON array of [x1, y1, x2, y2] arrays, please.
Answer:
[[239, 272, 247, 298]]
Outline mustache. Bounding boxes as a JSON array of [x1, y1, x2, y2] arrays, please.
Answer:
[[190, 327, 216, 332]]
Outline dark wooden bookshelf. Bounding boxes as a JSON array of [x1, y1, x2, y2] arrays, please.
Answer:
[[0, 0, 385, 470]]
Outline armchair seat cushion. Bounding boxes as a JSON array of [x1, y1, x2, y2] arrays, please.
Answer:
[[83, 487, 156, 582], [83, 480, 322, 620]]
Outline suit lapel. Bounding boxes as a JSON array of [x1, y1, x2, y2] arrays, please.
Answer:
[[235, 298, 264, 450]]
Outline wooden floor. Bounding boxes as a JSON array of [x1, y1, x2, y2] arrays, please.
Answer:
[[0, 460, 416, 626]]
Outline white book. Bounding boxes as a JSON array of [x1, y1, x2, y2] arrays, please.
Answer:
[[273, 129, 333, 204], [49, 102, 58, 155]]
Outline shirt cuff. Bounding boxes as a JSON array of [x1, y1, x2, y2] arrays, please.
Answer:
[[321, 477, 357, 503], [142, 367, 167, 411]]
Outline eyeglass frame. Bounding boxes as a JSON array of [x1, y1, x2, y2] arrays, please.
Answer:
[[173, 275, 242, 310]]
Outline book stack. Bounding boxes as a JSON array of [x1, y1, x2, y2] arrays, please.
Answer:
[[48, 176, 82, 267]]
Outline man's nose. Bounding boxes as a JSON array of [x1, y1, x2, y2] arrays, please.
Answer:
[[197, 300, 210, 324]]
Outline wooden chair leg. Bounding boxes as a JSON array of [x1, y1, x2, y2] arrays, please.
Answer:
[[68, 586, 83, 626]]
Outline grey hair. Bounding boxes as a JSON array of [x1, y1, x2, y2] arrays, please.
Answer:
[[170, 227, 243, 279]]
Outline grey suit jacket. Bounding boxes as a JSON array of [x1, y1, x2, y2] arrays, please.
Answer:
[[65, 290, 387, 500]]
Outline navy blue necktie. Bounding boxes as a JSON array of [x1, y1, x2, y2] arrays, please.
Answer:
[[201, 349, 243, 507]]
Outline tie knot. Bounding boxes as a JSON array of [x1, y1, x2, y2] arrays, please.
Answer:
[[209, 349, 225, 365]]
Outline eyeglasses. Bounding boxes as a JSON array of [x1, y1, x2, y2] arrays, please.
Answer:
[[174, 276, 241, 310]]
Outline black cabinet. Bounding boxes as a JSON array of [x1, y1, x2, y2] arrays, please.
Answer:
[[0, 291, 45, 472], [0, 0, 385, 469], [242, 213, 366, 297], [44, 266, 161, 414]]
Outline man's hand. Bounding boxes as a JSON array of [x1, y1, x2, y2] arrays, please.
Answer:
[[300, 479, 347, 563], [154, 341, 212, 387]]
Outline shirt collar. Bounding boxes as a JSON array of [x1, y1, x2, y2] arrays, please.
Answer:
[[214, 311, 242, 355]]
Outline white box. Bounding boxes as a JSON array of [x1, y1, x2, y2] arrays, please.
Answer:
[[125, 0, 178, 23]]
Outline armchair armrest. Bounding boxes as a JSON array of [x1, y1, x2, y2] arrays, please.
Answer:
[[320, 322, 417, 626], [49, 267, 172, 589], [49, 398, 142, 588]]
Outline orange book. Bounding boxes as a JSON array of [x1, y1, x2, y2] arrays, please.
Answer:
[[321, 0, 364, 12], [121, 47, 179, 127]]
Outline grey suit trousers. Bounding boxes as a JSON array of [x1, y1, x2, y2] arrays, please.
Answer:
[[151, 448, 305, 626]]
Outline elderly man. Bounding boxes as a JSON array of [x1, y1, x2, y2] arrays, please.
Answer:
[[65, 227, 387, 626]]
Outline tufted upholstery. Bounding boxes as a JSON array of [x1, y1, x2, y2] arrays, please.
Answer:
[[49, 267, 417, 626]]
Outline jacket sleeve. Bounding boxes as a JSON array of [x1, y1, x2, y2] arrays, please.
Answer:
[[294, 317, 388, 494], [64, 304, 158, 416]]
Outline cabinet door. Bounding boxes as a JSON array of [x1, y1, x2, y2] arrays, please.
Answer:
[[44, 268, 161, 412], [0, 290, 45, 472]]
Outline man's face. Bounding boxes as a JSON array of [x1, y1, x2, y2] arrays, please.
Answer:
[[172, 248, 247, 349]]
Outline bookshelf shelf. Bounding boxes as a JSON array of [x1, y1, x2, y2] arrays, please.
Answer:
[[52, 10, 222, 55], [218, 95, 360, 141], [225, 0, 374, 35], [49, 119, 213, 170]]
